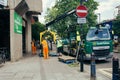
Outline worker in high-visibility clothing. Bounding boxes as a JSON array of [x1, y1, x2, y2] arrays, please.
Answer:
[[41, 38, 49, 59], [31, 40, 37, 55], [56, 37, 63, 56]]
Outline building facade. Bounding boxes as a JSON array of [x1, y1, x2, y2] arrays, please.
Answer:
[[0, 0, 42, 61], [116, 5, 120, 16]]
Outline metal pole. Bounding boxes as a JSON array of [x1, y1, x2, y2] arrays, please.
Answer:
[[80, 48, 84, 72], [119, 68, 120, 80], [50, 40, 52, 50], [80, 0, 83, 5], [79, 0, 84, 72], [80, 24, 84, 72], [99, 13, 100, 23], [98, 13, 100, 24]]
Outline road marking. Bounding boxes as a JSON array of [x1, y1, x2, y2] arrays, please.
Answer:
[[98, 68, 112, 79]]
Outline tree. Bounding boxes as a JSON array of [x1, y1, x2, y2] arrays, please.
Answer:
[[32, 22, 45, 40], [45, 0, 98, 38], [113, 15, 120, 37]]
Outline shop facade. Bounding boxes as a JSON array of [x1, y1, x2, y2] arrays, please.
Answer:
[[0, 0, 42, 61]]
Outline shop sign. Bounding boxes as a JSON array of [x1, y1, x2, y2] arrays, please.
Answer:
[[14, 12, 22, 34]]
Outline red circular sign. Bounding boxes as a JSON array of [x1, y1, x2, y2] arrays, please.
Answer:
[[76, 5, 88, 18]]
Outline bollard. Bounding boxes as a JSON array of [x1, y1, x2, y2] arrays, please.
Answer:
[[112, 57, 119, 80], [90, 53, 96, 80], [119, 68, 120, 80]]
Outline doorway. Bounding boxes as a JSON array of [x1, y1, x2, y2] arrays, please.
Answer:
[[0, 10, 10, 60]]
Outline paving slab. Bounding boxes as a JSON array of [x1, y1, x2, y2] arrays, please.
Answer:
[[0, 52, 112, 80]]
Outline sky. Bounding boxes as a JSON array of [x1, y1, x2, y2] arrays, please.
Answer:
[[39, 0, 120, 24], [38, 0, 56, 24]]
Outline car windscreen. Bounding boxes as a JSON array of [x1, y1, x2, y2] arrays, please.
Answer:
[[86, 28, 110, 41]]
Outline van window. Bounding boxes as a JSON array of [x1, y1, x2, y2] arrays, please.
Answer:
[[86, 28, 110, 41]]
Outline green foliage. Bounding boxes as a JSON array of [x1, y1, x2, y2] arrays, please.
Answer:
[[32, 22, 45, 40], [113, 15, 120, 37], [45, 0, 98, 38], [85, 0, 98, 26]]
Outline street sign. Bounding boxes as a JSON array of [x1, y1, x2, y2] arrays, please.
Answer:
[[77, 18, 86, 24], [14, 12, 22, 34], [76, 5, 88, 18]]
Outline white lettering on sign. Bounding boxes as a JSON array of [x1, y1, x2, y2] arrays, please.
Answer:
[[77, 10, 87, 13], [77, 18, 86, 24]]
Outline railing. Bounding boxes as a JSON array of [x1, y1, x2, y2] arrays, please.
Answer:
[[0, 47, 7, 64]]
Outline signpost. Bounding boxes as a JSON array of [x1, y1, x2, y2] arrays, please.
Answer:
[[76, 2, 88, 72], [76, 1, 96, 79]]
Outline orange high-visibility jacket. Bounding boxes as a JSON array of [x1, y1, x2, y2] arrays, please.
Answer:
[[42, 40, 48, 49]]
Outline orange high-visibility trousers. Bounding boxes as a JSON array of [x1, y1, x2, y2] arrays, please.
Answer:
[[31, 41, 36, 55], [43, 47, 49, 59], [42, 40, 49, 59]]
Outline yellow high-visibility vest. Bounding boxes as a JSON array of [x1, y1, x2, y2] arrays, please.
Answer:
[[57, 40, 62, 47], [76, 31, 81, 41]]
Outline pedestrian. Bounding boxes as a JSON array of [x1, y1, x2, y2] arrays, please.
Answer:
[[48, 39, 53, 50], [31, 39, 37, 55], [114, 38, 119, 52], [50, 39, 53, 50], [56, 37, 63, 56], [41, 37, 49, 59], [39, 43, 43, 57]]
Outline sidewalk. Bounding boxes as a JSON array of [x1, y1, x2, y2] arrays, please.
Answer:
[[0, 55, 41, 80], [0, 43, 112, 80], [0, 52, 111, 80]]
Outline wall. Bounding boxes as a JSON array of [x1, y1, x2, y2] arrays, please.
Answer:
[[25, 15, 32, 54], [10, 10, 23, 61], [8, 0, 21, 9], [8, 0, 42, 61], [116, 5, 120, 15], [8, 0, 42, 12], [9, 0, 24, 61], [25, 0, 42, 12]]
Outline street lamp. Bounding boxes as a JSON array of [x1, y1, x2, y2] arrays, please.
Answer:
[[97, 13, 101, 24]]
